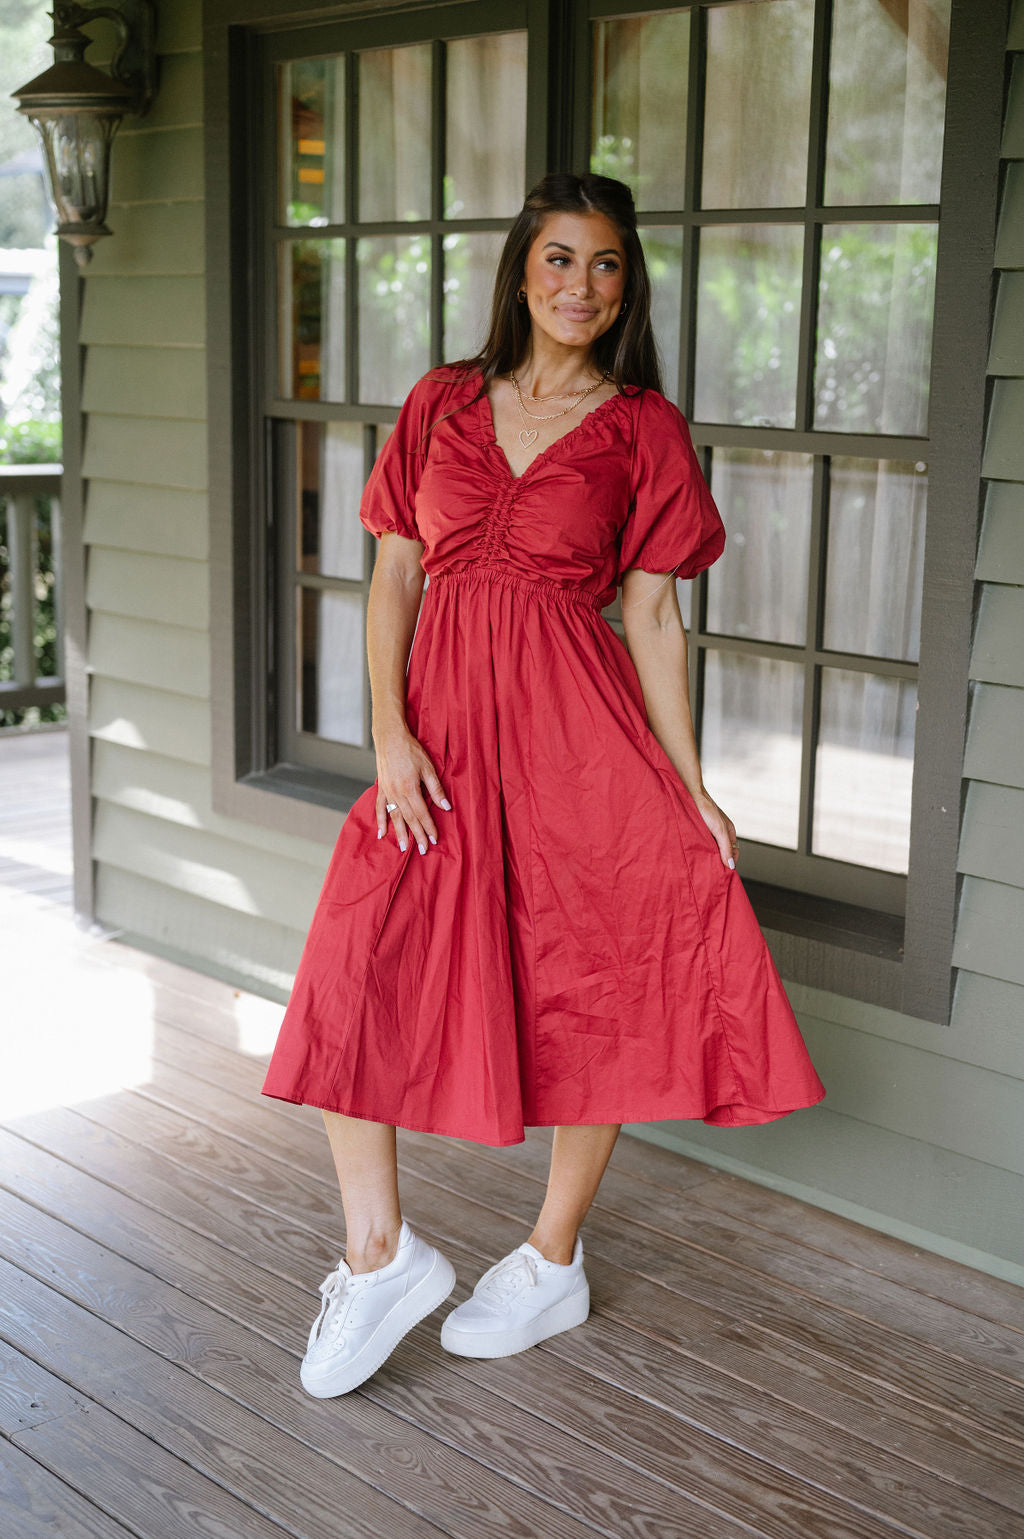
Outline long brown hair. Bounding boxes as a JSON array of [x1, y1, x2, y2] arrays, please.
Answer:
[[428, 171, 664, 430]]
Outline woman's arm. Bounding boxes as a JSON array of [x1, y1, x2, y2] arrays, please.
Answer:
[[367, 532, 451, 855], [620, 567, 736, 869]]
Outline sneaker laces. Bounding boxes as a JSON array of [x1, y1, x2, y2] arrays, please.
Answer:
[[306, 1264, 371, 1352], [474, 1249, 538, 1304]]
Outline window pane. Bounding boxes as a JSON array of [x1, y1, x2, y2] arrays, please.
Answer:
[[357, 235, 431, 405], [298, 588, 365, 745], [443, 230, 506, 361], [279, 57, 345, 227], [813, 669, 916, 873], [695, 224, 803, 427], [701, 652, 803, 849], [814, 222, 937, 436], [297, 422, 365, 582], [279, 239, 345, 401], [825, 458, 927, 662], [445, 32, 527, 218], [640, 225, 683, 402], [825, 0, 951, 206], [706, 450, 813, 645], [590, 12, 689, 211], [358, 45, 432, 222], [702, 0, 813, 210]]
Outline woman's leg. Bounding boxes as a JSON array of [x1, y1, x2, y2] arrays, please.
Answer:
[[525, 1123, 621, 1264], [322, 1110, 403, 1273]]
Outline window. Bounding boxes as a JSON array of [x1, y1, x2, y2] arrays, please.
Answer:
[[207, 0, 996, 1021], [265, 13, 529, 783], [585, 0, 949, 921]]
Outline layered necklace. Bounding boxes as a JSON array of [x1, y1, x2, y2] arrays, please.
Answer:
[[509, 368, 611, 448]]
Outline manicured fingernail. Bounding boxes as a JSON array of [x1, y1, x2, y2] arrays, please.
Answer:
[[377, 828, 383, 839], [399, 839, 407, 851], [728, 858, 735, 869], [428, 834, 436, 845], [418, 841, 426, 855], [440, 799, 452, 810]]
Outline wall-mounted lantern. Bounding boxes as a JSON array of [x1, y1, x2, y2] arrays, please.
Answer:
[[12, 1, 156, 267]]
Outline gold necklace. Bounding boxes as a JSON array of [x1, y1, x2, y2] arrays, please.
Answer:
[[509, 370, 609, 448]]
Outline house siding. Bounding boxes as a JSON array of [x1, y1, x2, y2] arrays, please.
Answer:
[[76, 0, 1024, 1282], [81, 1, 324, 990]]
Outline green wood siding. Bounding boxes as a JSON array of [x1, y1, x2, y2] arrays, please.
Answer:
[[76, 0, 1024, 1285], [601, 3, 1024, 1285]]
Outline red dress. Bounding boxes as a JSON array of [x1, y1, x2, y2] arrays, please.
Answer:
[[261, 365, 826, 1144]]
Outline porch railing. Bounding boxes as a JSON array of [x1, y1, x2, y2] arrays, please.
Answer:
[[0, 464, 64, 717]]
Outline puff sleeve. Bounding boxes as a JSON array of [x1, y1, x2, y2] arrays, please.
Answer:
[[616, 389, 725, 582], [359, 372, 439, 542]]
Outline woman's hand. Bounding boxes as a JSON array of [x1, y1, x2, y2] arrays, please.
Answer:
[[692, 789, 738, 870], [374, 722, 451, 855]]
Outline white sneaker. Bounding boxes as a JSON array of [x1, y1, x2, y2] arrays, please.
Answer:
[[440, 1236, 589, 1358], [300, 1219, 457, 1398]]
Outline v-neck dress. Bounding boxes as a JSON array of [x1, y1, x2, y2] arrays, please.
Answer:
[[261, 365, 826, 1144]]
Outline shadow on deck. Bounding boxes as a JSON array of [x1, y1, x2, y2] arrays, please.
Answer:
[[1, 729, 1022, 1538]]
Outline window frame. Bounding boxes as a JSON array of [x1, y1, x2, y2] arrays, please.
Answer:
[[205, 0, 1006, 1023]]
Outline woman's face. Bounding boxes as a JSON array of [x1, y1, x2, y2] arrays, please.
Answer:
[[520, 210, 627, 356]]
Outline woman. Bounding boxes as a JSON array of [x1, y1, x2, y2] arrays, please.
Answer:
[[262, 171, 826, 1399]]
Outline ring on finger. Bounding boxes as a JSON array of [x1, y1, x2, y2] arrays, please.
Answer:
[[386, 802, 399, 813]]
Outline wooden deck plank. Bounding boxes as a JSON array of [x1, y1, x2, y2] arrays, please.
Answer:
[[10, 1108, 1024, 1519], [2, 1323, 294, 1539], [1, 1432, 135, 1539], [11, 1090, 1024, 1528], [0, 1257, 452, 1539], [0, 1191, 753, 1539], [131, 968, 1024, 1333], [5, 730, 1024, 1539], [150, 1017, 1024, 1368], [120, 1052, 1024, 1433], [7, 1130, 1006, 1539]]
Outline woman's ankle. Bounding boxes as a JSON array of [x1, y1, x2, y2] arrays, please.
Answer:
[[345, 1222, 402, 1274]]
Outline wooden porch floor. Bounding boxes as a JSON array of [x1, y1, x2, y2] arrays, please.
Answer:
[[2, 730, 1023, 1539]]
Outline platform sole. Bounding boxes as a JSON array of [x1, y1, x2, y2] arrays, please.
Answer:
[[301, 1249, 458, 1398], [440, 1282, 590, 1358]]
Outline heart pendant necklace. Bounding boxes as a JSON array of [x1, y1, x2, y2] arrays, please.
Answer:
[[509, 369, 609, 455]]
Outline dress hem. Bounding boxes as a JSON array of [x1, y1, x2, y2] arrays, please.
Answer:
[[259, 1085, 827, 1147]]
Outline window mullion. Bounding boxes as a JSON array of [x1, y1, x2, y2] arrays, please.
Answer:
[[797, 456, 829, 856], [679, 4, 706, 417], [345, 49, 358, 405], [431, 38, 446, 365]]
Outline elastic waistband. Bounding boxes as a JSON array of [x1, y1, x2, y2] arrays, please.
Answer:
[[427, 566, 605, 611]]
